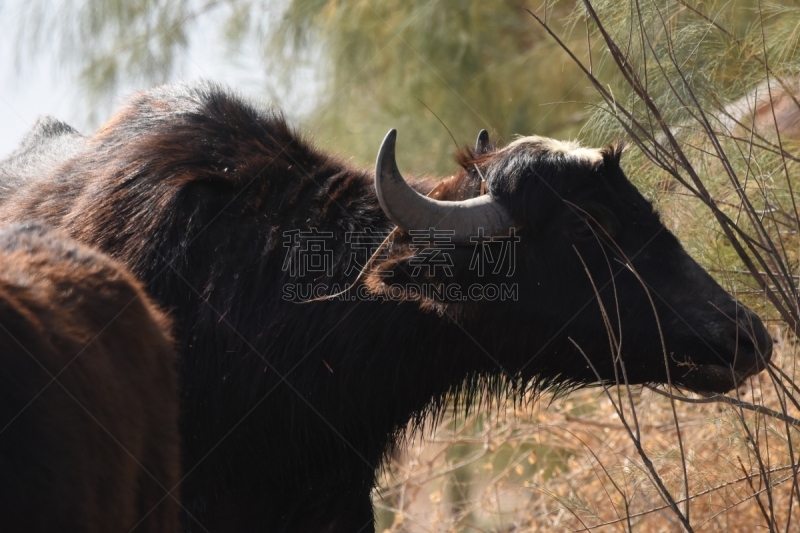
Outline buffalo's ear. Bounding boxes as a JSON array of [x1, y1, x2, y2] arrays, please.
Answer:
[[599, 140, 628, 169], [475, 129, 492, 155]]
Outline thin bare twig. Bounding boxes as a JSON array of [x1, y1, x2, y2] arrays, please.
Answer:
[[645, 386, 800, 428]]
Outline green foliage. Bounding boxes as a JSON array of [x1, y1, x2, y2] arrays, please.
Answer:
[[272, 0, 599, 173], [567, 0, 800, 321], [580, 0, 800, 143], [18, 0, 195, 110]]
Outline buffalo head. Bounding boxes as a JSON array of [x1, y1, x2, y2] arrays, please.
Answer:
[[370, 129, 772, 394]]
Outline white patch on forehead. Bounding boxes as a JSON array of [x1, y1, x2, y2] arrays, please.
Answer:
[[503, 135, 603, 164]]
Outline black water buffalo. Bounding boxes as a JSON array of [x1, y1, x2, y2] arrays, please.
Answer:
[[0, 81, 772, 532], [0, 222, 179, 532]]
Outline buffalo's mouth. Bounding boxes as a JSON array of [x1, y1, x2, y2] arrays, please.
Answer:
[[679, 364, 748, 395], [671, 319, 774, 395], [676, 345, 772, 395]]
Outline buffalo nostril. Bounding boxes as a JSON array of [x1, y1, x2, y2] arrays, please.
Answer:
[[731, 336, 758, 374], [732, 316, 773, 375], [742, 310, 772, 354], [700, 304, 772, 381]]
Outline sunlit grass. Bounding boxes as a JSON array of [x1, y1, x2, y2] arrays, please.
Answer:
[[375, 328, 800, 531]]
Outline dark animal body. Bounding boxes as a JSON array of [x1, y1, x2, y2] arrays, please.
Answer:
[[0, 223, 180, 532], [0, 81, 772, 532]]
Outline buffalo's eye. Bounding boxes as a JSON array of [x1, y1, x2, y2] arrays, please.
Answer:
[[572, 219, 596, 240], [571, 206, 619, 241]]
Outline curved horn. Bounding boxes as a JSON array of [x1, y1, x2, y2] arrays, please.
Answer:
[[475, 129, 491, 154], [375, 129, 514, 242]]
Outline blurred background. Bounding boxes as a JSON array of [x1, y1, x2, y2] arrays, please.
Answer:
[[4, 0, 800, 530], [0, 0, 595, 173]]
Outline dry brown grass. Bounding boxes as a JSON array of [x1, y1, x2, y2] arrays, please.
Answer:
[[373, 327, 800, 531]]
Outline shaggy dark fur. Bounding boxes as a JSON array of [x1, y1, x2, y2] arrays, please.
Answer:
[[0, 222, 179, 532], [0, 81, 771, 532]]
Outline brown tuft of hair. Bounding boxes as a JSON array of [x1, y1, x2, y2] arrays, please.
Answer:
[[454, 146, 496, 172], [600, 140, 628, 167]]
